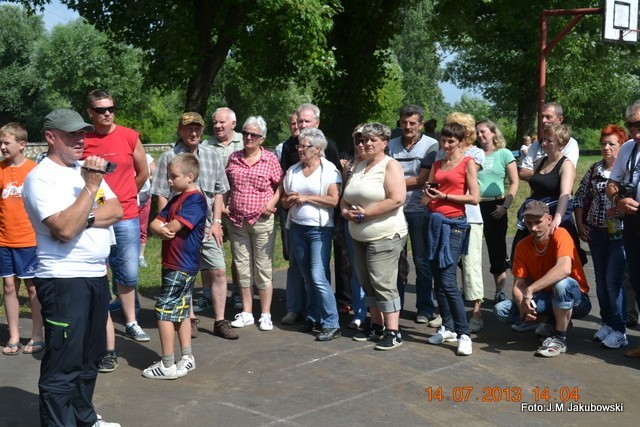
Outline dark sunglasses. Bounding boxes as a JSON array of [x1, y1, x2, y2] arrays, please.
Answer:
[[242, 130, 263, 139], [91, 106, 116, 114], [354, 139, 365, 145], [625, 120, 640, 129]]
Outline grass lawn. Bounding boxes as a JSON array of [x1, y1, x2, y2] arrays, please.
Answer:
[[2, 155, 601, 316]]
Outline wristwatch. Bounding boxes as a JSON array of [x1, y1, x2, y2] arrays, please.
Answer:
[[86, 212, 95, 228]]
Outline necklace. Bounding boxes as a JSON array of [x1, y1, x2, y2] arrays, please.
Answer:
[[533, 237, 549, 256]]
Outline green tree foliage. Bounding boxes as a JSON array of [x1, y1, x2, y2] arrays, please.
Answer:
[[18, 0, 340, 116], [389, 0, 445, 119], [33, 19, 145, 114], [0, 5, 46, 130], [434, 0, 640, 140], [451, 95, 494, 125], [317, 0, 409, 148]]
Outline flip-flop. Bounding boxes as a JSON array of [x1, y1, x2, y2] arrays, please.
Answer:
[[23, 341, 45, 354], [2, 342, 22, 356]]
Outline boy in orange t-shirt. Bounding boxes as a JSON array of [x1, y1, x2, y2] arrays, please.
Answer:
[[0, 123, 44, 355], [493, 200, 592, 358]]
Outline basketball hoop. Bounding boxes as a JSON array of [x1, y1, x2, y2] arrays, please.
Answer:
[[603, 0, 638, 43]]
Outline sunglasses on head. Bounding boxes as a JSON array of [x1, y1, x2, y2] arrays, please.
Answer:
[[91, 106, 116, 114]]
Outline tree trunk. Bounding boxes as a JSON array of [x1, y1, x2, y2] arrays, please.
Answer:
[[516, 95, 538, 143], [184, 2, 249, 116]]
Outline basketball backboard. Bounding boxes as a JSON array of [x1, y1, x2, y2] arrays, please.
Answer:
[[603, 0, 638, 43]]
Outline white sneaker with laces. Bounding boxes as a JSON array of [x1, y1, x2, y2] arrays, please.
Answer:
[[594, 324, 613, 342], [177, 355, 196, 375], [231, 312, 255, 328], [602, 331, 628, 349], [427, 326, 458, 344], [142, 361, 184, 380], [259, 314, 273, 331], [457, 334, 472, 356]]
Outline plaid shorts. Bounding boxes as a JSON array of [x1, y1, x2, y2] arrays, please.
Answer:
[[155, 269, 196, 322]]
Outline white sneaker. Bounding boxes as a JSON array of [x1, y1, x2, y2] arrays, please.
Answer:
[[594, 324, 613, 342], [427, 326, 458, 344], [602, 331, 628, 349], [535, 323, 554, 337], [231, 312, 255, 328], [142, 361, 184, 380], [177, 355, 196, 375], [258, 314, 273, 331], [457, 334, 472, 356], [93, 414, 121, 427]]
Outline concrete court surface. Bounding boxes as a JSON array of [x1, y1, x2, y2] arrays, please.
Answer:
[[1, 240, 639, 427]]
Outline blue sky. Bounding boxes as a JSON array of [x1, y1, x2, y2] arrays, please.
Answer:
[[33, 0, 470, 104]]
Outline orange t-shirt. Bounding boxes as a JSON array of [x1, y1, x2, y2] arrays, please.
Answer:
[[0, 159, 37, 247], [512, 227, 589, 294]]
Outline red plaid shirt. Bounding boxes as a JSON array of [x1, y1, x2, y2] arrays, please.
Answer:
[[226, 148, 283, 226]]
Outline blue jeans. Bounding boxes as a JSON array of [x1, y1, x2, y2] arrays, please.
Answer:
[[109, 218, 140, 286], [109, 218, 140, 316], [405, 211, 435, 316], [589, 227, 626, 332], [494, 278, 592, 323], [288, 223, 339, 328], [342, 220, 366, 322], [429, 220, 469, 336]]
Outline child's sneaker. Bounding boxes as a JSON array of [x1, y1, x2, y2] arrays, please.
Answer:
[[142, 361, 185, 380], [258, 314, 273, 331], [427, 326, 458, 344], [125, 323, 150, 342], [231, 312, 255, 328], [176, 355, 196, 376]]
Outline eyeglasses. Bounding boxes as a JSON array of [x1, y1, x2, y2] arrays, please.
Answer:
[[625, 121, 640, 130], [90, 106, 116, 114], [295, 144, 314, 150], [242, 130, 263, 139], [354, 139, 365, 146]]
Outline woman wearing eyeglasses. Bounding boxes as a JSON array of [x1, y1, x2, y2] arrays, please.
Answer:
[[225, 116, 284, 332], [281, 128, 342, 341], [341, 122, 407, 350]]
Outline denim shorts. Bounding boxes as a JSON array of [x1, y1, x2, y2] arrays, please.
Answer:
[[155, 269, 196, 322], [109, 218, 140, 286], [0, 246, 37, 278]]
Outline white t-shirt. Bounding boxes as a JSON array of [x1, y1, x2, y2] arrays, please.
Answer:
[[283, 157, 341, 227], [610, 138, 640, 201], [24, 157, 117, 278], [520, 137, 579, 170]]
